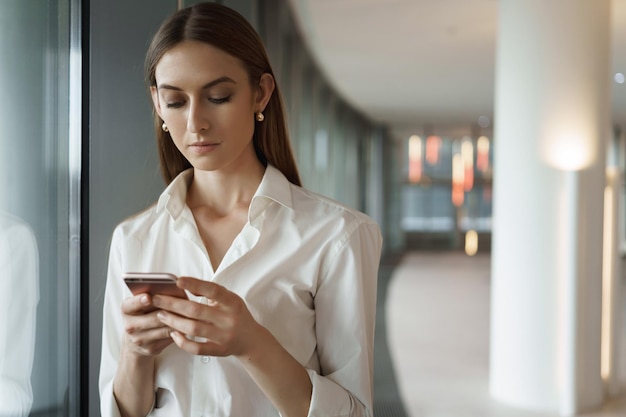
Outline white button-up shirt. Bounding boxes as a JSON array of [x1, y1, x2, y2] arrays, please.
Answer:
[[99, 165, 382, 417]]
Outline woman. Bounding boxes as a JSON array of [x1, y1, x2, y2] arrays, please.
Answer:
[[99, 3, 382, 417]]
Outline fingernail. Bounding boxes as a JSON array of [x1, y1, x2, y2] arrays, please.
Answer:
[[152, 295, 161, 306], [156, 311, 165, 320], [140, 295, 149, 305]]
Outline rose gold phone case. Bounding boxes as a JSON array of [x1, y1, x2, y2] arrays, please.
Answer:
[[122, 272, 188, 299]]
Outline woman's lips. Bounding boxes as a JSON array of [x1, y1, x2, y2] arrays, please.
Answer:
[[188, 142, 221, 154]]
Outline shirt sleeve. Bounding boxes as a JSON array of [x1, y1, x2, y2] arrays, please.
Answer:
[[0, 220, 39, 417], [99, 226, 128, 417], [306, 219, 382, 417]]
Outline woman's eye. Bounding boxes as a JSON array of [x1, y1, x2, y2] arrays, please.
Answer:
[[209, 96, 231, 104], [166, 101, 185, 109]]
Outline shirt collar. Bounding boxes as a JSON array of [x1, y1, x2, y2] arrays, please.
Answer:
[[249, 165, 294, 224], [156, 169, 193, 218], [155, 165, 294, 220], [253, 164, 293, 209]]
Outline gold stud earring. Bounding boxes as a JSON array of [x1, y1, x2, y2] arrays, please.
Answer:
[[256, 112, 265, 122], [162, 122, 169, 132]]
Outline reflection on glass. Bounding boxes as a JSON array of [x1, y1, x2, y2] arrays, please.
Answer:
[[1, 0, 72, 415], [0, 213, 39, 417]]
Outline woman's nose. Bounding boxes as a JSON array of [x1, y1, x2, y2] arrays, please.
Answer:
[[187, 100, 209, 133]]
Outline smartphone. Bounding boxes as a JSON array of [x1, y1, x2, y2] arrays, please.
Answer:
[[123, 272, 188, 299]]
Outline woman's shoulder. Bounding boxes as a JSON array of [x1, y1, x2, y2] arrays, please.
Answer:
[[289, 184, 378, 227], [287, 185, 382, 257], [263, 166, 376, 227], [112, 169, 192, 240], [112, 203, 161, 240]]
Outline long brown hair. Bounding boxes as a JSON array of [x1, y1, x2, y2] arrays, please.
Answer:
[[145, 2, 301, 186]]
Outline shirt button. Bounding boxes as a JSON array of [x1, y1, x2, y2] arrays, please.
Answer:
[[201, 356, 210, 364]]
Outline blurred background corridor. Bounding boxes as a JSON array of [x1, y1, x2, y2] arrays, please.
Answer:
[[1, 0, 626, 416]]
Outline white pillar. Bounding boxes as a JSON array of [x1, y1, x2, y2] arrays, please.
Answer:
[[603, 129, 624, 398], [490, 1, 611, 415]]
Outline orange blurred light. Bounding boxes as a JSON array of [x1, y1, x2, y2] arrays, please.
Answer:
[[464, 168, 474, 192], [426, 135, 441, 165], [476, 136, 490, 172], [452, 184, 464, 207], [462, 138, 474, 191], [452, 153, 464, 206], [408, 135, 422, 183]]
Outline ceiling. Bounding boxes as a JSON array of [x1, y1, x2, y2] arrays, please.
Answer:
[[288, 0, 626, 138]]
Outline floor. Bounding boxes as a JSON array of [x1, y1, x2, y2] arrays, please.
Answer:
[[385, 251, 626, 417], [374, 256, 411, 416]]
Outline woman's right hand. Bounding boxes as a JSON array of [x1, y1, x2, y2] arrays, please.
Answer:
[[121, 293, 174, 356], [114, 294, 171, 417]]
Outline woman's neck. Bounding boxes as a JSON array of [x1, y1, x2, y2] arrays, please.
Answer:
[[186, 160, 265, 216]]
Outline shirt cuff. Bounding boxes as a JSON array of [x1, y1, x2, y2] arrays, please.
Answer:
[[100, 380, 123, 417], [305, 369, 365, 417]]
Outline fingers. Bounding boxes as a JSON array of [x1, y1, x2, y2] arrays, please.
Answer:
[[177, 277, 233, 305], [122, 310, 174, 356], [122, 293, 155, 315], [156, 306, 235, 342], [153, 294, 230, 323], [121, 293, 175, 353], [126, 323, 172, 345], [149, 279, 256, 357], [124, 329, 172, 356], [124, 309, 167, 334], [169, 331, 227, 356], [152, 278, 240, 328], [155, 299, 244, 356]]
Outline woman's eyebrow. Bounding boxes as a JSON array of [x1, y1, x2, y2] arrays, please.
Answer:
[[158, 76, 237, 91]]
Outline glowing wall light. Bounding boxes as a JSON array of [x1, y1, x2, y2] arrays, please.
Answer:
[[452, 153, 464, 206], [476, 135, 490, 172], [541, 120, 596, 171], [465, 229, 478, 256], [425, 135, 442, 165], [545, 133, 592, 170], [601, 168, 619, 382], [408, 135, 423, 183], [461, 137, 474, 191]]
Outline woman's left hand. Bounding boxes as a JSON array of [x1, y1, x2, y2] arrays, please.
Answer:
[[152, 276, 260, 358], [155, 277, 313, 416]]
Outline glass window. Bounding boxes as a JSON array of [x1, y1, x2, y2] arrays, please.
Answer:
[[0, 1, 76, 415]]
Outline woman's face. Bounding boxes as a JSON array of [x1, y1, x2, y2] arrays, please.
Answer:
[[151, 40, 272, 173]]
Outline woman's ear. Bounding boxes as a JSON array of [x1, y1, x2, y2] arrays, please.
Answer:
[[150, 86, 163, 119], [255, 73, 275, 112]]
